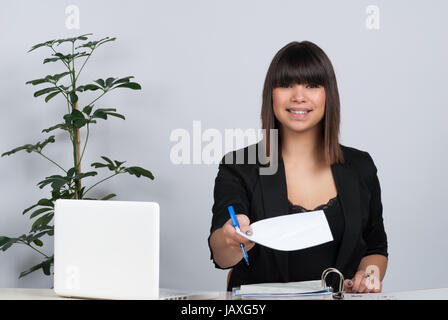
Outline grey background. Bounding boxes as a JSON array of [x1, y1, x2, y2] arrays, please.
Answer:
[[1, 0, 447, 293]]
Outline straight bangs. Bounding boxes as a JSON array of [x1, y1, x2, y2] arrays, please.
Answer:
[[271, 46, 327, 88]]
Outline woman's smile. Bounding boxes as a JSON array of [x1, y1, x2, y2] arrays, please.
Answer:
[[287, 107, 313, 120]]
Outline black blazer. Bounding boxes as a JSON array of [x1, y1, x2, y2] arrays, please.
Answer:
[[208, 143, 388, 291]]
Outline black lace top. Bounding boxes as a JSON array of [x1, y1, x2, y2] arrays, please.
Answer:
[[287, 194, 345, 282]]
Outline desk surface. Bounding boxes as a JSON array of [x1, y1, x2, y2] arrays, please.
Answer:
[[1, 287, 448, 300]]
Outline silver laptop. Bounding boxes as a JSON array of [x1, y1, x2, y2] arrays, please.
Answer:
[[54, 199, 217, 300]]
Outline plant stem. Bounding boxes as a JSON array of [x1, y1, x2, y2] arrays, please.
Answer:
[[50, 46, 70, 71], [83, 171, 121, 197], [75, 48, 94, 83], [85, 90, 109, 108], [79, 123, 89, 164], [37, 152, 67, 174], [19, 241, 49, 259], [70, 40, 82, 199], [72, 103, 82, 199]]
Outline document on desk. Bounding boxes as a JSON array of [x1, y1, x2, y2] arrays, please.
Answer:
[[236, 210, 333, 251], [233, 280, 332, 299]]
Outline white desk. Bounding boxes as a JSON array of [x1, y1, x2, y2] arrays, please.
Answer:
[[1, 288, 448, 300]]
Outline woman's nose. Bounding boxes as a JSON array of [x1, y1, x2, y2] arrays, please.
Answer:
[[290, 85, 307, 102]]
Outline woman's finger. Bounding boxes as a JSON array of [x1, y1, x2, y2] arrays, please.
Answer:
[[223, 217, 254, 248], [351, 271, 365, 293], [365, 274, 382, 293], [357, 274, 368, 293], [344, 279, 354, 292]]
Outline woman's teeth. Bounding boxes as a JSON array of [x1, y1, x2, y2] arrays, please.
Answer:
[[289, 110, 309, 114]]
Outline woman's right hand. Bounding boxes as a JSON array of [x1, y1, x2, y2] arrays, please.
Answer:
[[221, 214, 255, 251]]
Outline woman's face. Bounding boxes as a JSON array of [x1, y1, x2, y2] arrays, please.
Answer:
[[272, 83, 326, 134]]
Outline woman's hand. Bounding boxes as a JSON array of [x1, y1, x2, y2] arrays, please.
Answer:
[[344, 269, 382, 293], [221, 214, 255, 252]]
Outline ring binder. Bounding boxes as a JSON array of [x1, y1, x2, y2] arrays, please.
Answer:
[[231, 267, 346, 300], [321, 268, 345, 299]]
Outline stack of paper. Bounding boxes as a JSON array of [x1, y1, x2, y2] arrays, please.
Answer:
[[233, 280, 332, 299]]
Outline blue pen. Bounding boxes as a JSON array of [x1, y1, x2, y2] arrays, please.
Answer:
[[227, 205, 250, 266]]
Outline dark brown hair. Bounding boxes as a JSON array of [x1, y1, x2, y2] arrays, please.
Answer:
[[260, 41, 344, 165]]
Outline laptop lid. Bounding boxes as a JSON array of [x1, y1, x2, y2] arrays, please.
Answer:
[[54, 199, 159, 300]]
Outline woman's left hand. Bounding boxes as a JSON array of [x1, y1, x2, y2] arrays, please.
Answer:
[[344, 269, 382, 293]]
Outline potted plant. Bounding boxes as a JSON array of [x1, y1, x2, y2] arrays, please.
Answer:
[[0, 33, 154, 278]]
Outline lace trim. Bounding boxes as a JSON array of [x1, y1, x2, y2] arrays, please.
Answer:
[[288, 195, 338, 213]]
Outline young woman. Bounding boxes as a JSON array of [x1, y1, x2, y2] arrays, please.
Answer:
[[208, 41, 388, 293]]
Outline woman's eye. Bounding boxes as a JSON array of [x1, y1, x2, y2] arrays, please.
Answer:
[[307, 83, 319, 88], [279, 83, 292, 88]]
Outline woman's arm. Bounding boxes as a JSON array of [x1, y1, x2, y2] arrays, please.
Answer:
[[358, 254, 388, 281], [209, 214, 255, 269], [345, 153, 389, 293], [345, 254, 388, 293]]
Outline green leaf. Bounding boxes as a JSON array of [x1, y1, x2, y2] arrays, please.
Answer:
[[34, 87, 59, 98], [1, 236, 22, 252], [28, 39, 56, 53], [1, 136, 55, 157], [45, 91, 60, 103], [38, 136, 56, 151], [33, 239, 44, 247], [19, 263, 43, 278], [124, 166, 154, 180], [30, 207, 53, 219], [100, 193, 117, 200], [82, 105, 93, 116], [32, 225, 54, 234], [42, 56, 61, 64], [94, 78, 105, 88], [91, 162, 109, 169], [70, 91, 78, 104], [42, 258, 52, 276], [112, 76, 134, 86], [67, 167, 76, 177], [64, 109, 87, 128], [43, 51, 89, 64], [29, 230, 50, 241], [31, 213, 54, 232], [2, 242, 14, 251], [0, 236, 11, 246], [52, 71, 71, 83], [19, 256, 53, 278], [73, 171, 98, 180], [26, 78, 48, 86], [75, 36, 116, 50], [42, 123, 68, 133], [27, 72, 71, 86], [78, 84, 101, 92], [92, 110, 107, 120], [37, 175, 69, 190], [91, 108, 125, 121], [101, 156, 115, 166], [37, 198, 54, 207], [113, 82, 141, 90], [54, 33, 93, 46], [105, 77, 116, 88], [107, 112, 125, 120], [23, 203, 39, 215], [113, 160, 126, 168]]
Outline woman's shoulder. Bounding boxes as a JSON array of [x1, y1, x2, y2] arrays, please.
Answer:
[[219, 143, 262, 167], [218, 143, 380, 179], [339, 144, 378, 178]]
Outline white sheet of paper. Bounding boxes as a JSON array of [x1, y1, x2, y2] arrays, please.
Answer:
[[238, 280, 324, 294], [236, 210, 333, 251]]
